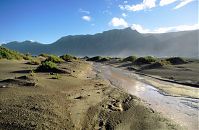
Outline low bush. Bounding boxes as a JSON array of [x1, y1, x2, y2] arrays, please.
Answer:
[[51, 73, 61, 79], [29, 69, 35, 77], [60, 54, 77, 61], [23, 56, 33, 60], [0, 47, 25, 60], [98, 57, 110, 62], [27, 59, 41, 65], [39, 53, 49, 58], [87, 56, 110, 62], [36, 61, 58, 72], [159, 60, 171, 65], [123, 56, 137, 62], [166, 57, 187, 65], [45, 55, 64, 63], [87, 56, 102, 62], [134, 56, 157, 65]]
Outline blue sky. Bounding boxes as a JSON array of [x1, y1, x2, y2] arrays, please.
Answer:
[[0, 0, 198, 44]]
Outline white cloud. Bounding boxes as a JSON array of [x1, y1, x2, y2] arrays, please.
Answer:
[[109, 17, 128, 27], [159, 0, 194, 9], [174, 0, 194, 9], [82, 16, 91, 21], [120, 0, 194, 11], [131, 24, 199, 33], [131, 24, 150, 33], [122, 13, 127, 17], [159, 0, 177, 6], [153, 24, 199, 33], [119, 5, 125, 10], [79, 8, 90, 14], [169, 24, 199, 31], [30, 40, 35, 42], [119, 0, 157, 11]]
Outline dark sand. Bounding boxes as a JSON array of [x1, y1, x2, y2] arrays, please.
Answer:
[[0, 59, 182, 130]]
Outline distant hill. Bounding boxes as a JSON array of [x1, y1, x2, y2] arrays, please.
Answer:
[[2, 28, 198, 57]]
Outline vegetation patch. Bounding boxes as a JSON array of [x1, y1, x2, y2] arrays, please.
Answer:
[[35, 61, 67, 73], [123, 56, 137, 62], [45, 55, 64, 63], [166, 57, 187, 65], [98, 57, 110, 62], [36, 61, 58, 72], [134, 56, 157, 65], [50, 73, 61, 79], [87, 56, 102, 62], [87, 56, 110, 62], [60, 54, 77, 62], [26, 59, 41, 65], [0, 47, 28, 60]]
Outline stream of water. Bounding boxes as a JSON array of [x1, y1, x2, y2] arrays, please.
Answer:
[[94, 63, 199, 130]]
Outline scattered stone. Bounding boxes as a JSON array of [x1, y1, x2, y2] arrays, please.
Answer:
[[30, 105, 40, 111], [0, 85, 6, 88], [74, 96, 83, 99]]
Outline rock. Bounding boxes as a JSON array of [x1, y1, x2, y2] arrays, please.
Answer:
[[74, 96, 83, 99], [0, 85, 6, 88]]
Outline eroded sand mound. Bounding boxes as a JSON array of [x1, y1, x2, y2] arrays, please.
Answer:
[[0, 75, 36, 88]]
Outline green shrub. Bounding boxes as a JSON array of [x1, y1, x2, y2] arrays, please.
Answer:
[[0, 47, 25, 60], [27, 59, 41, 65], [60, 54, 77, 61], [134, 56, 157, 65], [144, 56, 157, 62], [45, 55, 64, 63], [23, 55, 33, 60], [36, 61, 58, 72], [87, 56, 102, 61], [159, 60, 171, 65], [98, 57, 110, 62], [51, 73, 61, 79], [123, 56, 137, 62], [166, 57, 187, 65], [29, 69, 35, 77], [39, 53, 49, 58]]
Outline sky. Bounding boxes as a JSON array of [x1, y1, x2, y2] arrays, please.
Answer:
[[0, 0, 198, 44]]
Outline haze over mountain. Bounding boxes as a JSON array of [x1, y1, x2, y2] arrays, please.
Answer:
[[2, 28, 198, 58]]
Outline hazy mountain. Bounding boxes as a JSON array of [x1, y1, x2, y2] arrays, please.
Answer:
[[2, 28, 198, 57]]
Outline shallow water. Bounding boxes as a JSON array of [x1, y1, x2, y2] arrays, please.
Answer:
[[94, 63, 199, 130]]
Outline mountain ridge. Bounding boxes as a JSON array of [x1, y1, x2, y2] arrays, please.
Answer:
[[2, 28, 199, 57]]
